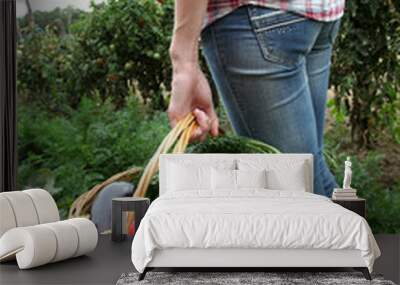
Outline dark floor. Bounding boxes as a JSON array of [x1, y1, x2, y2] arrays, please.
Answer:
[[373, 234, 400, 284], [0, 234, 398, 285], [0, 234, 133, 285]]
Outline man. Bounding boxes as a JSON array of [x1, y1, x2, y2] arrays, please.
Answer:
[[167, 0, 343, 197]]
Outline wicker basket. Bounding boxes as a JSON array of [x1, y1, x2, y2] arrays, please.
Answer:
[[68, 113, 197, 218]]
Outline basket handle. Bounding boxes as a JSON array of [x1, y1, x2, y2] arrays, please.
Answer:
[[134, 112, 197, 198]]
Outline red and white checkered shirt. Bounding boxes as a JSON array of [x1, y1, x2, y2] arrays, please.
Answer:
[[206, 0, 345, 26]]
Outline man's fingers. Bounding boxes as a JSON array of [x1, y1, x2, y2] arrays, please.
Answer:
[[205, 107, 219, 137], [210, 116, 219, 137], [169, 107, 218, 142], [188, 109, 208, 142], [193, 109, 211, 133], [189, 126, 203, 142]]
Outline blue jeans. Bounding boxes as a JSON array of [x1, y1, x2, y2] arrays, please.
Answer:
[[201, 6, 340, 197]]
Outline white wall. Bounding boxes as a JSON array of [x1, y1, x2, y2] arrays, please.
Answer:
[[17, 0, 105, 18]]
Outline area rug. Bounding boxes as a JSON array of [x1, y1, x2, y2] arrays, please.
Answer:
[[116, 272, 396, 285]]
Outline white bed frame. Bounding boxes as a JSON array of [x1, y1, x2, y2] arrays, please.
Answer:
[[140, 154, 370, 280]]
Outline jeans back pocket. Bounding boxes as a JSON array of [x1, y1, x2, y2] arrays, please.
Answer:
[[248, 6, 318, 67]]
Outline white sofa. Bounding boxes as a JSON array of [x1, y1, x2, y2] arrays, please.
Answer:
[[0, 189, 98, 269]]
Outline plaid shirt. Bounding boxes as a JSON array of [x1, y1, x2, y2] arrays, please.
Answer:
[[206, 0, 345, 26]]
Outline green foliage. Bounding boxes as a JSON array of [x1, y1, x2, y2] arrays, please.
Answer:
[[17, 7, 86, 111], [188, 135, 280, 154], [17, 94, 170, 218], [325, 130, 400, 233], [17, 28, 83, 111], [69, 0, 174, 108], [331, 0, 400, 147], [18, 7, 85, 36], [336, 154, 399, 234], [17, 0, 174, 111]]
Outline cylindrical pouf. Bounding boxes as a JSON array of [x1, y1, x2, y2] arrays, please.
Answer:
[[0, 196, 17, 237], [64, 218, 98, 257], [0, 191, 39, 227], [0, 226, 57, 269], [23, 189, 59, 224], [0, 189, 59, 236], [0, 218, 98, 269], [42, 221, 79, 262]]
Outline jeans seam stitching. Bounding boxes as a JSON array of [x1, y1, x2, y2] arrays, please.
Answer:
[[210, 24, 254, 137], [248, 11, 295, 66], [254, 17, 307, 33], [250, 10, 285, 21]]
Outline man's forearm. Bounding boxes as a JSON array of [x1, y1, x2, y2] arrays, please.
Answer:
[[169, 0, 208, 65]]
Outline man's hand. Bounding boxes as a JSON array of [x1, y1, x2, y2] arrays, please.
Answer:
[[167, 0, 218, 142], [168, 62, 219, 141]]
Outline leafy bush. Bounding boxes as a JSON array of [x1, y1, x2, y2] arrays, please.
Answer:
[[331, 0, 400, 147], [17, 0, 174, 111], [17, 6, 87, 111], [325, 132, 400, 234], [17, 28, 83, 111], [188, 135, 280, 154], [333, 153, 400, 233], [18, 6, 85, 36], [68, 0, 174, 108], [17, 93, 170, 218]]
